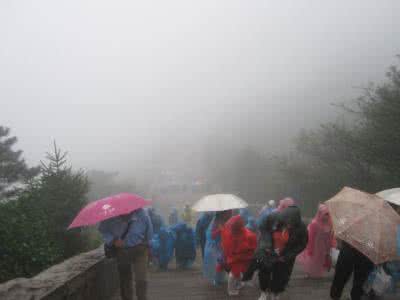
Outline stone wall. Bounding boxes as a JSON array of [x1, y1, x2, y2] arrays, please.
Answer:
[[0, 247, 119, 300]]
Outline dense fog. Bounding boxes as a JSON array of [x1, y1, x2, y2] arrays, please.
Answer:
[[1, 1, 400, 180]]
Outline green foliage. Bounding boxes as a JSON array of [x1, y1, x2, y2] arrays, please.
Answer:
[[0, 142, 99, 283], [204, 58, 400, 218], [355, 63, 400, 184], [0, 126, 39, 198], [37, 142, 91, 258], [0, 188, 62, 280], [278, 59, 400, 215]]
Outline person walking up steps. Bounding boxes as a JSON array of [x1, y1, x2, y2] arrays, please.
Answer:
[[196, 212, 214, 259], [330, 241, 374, 300], [221, 215, 257, 296], [244, 205, 308, 300], [99, 208, 153, 300], [203, 210, 233, 285], [297, 204, 336, 278]]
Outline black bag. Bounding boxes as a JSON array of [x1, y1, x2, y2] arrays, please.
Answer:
[[104, 221, 132, 258], [242, 251, 279, 281]]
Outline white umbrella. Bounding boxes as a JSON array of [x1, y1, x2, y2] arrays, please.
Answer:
[[377, 188, 400, 206], [192, 194, 248, 212]]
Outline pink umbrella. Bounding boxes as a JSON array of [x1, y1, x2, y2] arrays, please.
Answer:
[[68, 193, 151, 229]]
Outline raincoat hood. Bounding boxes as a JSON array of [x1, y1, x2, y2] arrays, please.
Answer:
[[314, 204, 332, 232], [221, 215, 257, 277], [225, 215, 245, 235], [172, 222, 188, 232], [246, 216, 257, 231], [239, 208, 250, 223]]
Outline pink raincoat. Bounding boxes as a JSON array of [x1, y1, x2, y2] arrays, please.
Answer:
[[297, 204, 336, 277]]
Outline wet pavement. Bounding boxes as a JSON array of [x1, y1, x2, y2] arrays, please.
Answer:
[[112, 257, 398, 300]]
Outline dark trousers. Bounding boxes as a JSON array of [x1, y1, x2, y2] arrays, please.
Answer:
[[258, 260, 294, 294], [200, 239, 206, 259], [330, 243, 374, 300], [117, 245, 148, 300]]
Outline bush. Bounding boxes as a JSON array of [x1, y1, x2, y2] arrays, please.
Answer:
[[0, 142, 100, 283]]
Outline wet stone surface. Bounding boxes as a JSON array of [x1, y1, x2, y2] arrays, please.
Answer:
[[112, 261, 339, 300]]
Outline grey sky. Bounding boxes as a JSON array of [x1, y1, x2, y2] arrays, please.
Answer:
[[1, 1, 400, 174]]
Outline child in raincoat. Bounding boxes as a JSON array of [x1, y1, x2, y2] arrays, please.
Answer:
[[221, 215, 257, 296], [297, 204, 336, 278]]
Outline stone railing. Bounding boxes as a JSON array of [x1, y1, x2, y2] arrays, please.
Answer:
[[0, 247, 119, 300]]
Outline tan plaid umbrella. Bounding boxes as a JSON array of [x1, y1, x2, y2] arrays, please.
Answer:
[[325, 187, 400, 264]]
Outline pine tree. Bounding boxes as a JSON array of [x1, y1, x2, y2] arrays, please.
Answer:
[[38, 141, 90, 257], [0, 126, 39, 198]]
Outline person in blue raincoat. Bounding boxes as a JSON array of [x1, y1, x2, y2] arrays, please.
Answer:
[[203, 210, 233, 286], [99, 208, 153, 300], [195, 212, 214, 259], [246, 216, 257, 232], [156, 226, 175, 270], [256, 200, 276, 227], [239, 208, 251, 224], [168, 208, 179, 226], [171, 222, 196, 269], [148, 207, 164, 235]]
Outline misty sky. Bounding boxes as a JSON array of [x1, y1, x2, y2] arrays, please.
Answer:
[[1, 1, 400, 174]]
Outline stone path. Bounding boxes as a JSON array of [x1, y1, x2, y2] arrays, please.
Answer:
[[112, 260, 339, 300], [113, 259, 399, 300], [145, 265, 333, 300]]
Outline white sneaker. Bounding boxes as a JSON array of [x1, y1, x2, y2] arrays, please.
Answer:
[[228, 290, 239, 296], [258, 291, 269, 300], [271, 294, 280, 300], [227, 272, 240, 296]]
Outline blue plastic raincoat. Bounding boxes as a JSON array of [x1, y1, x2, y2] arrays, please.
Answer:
[[246, 216, 257, 232], [203, 218, 226, 285], [256, 207, 275, 228], [150, 226, 175, 270], [239, 208, 251, 224], [195, 212, 214, 259], [148, 208, 165, 235], [168, 208, 179, 226], [171, 222, 196, 269]]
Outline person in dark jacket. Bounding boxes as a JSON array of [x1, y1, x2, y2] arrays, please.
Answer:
[[330, 241, 374, 300], [244, 206, 308, 300]]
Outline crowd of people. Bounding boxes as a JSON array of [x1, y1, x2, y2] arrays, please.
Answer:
[[97, 196, 400, 300]]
